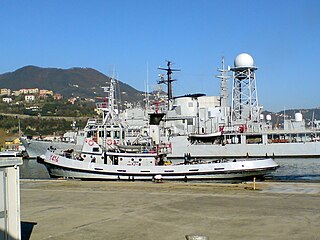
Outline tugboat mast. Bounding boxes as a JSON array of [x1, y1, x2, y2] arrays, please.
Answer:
[[99, 74, 118, 125], [158, 61, 180, 109]]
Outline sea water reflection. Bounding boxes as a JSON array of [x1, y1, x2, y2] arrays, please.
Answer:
[[20, 157, 320, 181], [20, 158, 50, 179]]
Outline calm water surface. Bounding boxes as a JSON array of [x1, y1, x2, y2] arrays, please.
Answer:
[[271, 158, 320, 181], [20, 158, 320, 182]]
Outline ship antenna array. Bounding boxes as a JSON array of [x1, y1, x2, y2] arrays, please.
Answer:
[[215, 56, 231, 109], [100, 72, 118, 124], [158, 61, 180, 109]]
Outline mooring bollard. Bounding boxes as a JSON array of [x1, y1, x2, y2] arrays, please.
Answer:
[[185, 235, 209, 240]]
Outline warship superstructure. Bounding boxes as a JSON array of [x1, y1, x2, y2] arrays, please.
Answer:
[[22, 53, 320, 159]]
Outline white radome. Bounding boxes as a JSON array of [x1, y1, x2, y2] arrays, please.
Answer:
[[266, 114, 272, 121], [234, 53, 254, 68]]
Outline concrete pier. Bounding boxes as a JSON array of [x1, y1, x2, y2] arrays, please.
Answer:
[[20, 180, 320, 240]]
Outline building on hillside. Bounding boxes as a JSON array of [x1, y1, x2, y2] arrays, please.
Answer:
[[0, 88, 11, 96], [39, 89, 53, 96], [25, 106, 39, 113], [53, 93, 63, 100], [68, 97, 77, 104], [85, 98, 95, 102], [4, 137, 21, 150], [20, 89, 28, 94], [2, 97, 13, 103], [25, 95, 35, 102], [20, 88, 39, 95], [12, 90, 21, 96], [28, 88, 39, 94], [39, 93, 48, 99]]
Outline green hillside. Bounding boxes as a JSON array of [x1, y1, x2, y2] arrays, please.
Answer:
[[0, 66, 144, 103]]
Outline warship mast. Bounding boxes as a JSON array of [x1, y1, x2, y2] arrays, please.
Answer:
[[216, 57, 231, 127], [158, 61, 180, 109]]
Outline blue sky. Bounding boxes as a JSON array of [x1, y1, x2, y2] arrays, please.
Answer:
[[1, 0, 320, 112]]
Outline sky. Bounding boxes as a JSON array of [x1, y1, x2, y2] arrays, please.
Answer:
[[1, 0, 320, 112]]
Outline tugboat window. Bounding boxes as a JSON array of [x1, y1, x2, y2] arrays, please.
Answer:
[[114, 131, 120, 139], [93, 147, 99, 152]]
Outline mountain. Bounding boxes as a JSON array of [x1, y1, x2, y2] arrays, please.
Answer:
[[0, 65, 144, 103]]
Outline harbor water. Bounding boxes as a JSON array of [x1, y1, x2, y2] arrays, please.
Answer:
[[19, 157, 320, 182]]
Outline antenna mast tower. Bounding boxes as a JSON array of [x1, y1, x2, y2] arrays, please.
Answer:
[[230, 53, 260, 125], [215, 57, 231, 127], [158, 61, 180, 109]]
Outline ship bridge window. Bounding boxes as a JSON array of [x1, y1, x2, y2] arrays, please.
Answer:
[[99, 131, 104, 137], [270, 134, 290, 143], [92, 147, 99, 152], [106, 131, 111, 137], [246, 135, 262, 144], [87, 131, 92, 138], [114, 131, 120, 139]]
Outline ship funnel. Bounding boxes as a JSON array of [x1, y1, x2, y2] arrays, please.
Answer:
[[148, 113, 165, 144], [295, 113, 303, 122]]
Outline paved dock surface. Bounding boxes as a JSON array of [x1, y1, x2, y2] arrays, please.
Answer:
[[20, 180, 320, 240]]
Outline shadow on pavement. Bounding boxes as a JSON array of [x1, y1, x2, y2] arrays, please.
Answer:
[[21, 221, 37, 240]]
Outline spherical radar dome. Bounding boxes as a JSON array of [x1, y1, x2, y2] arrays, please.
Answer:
[[234, 53, 254, 68]]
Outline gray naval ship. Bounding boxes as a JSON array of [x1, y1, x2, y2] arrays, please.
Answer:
[[22, 53, 320, 159]]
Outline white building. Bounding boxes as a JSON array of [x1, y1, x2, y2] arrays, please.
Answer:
[[2, 97, 13, 103], [25, 95, 35, 102], [0, 88, 11, 96]]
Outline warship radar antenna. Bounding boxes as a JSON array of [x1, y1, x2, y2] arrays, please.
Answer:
[[158, 61, 180, 109], [215, 57, 232, 127], [216, 56, 231, 109]]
